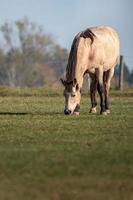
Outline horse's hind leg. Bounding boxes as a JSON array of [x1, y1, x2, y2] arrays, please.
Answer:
[[89, 74, 97, 113], [104, 68, 114, 113], [97, 67, 107, 115]]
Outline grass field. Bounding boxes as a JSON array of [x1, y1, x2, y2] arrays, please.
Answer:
[[0, 87, 133, 200]]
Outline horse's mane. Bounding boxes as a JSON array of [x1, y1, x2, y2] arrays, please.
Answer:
[[80, 28, 96, 44], [66, 34, 80, 81], [66, 29, 95, 81]]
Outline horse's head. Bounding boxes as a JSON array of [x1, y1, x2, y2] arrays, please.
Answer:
[[61, 78, 81, 115]]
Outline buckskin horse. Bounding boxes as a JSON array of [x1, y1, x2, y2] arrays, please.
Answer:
[[61, 26, 120, 115]]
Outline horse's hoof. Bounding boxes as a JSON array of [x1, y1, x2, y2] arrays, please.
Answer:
[[100, 111, 107, 116], [106, 109, 110, 114], [89, 107, 97, 113], [73, 112, 80, 116]]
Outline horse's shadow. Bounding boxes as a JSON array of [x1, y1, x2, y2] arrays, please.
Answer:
[[0, 112, 31, 116], [0, 111, 61, 116]]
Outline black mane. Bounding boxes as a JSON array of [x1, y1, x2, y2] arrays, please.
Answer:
[[80, 29, 96, 44]]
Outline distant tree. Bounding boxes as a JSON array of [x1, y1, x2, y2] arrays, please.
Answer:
[[1, 22, 13, 49], [49, 44, 68, 78], [128, 70, 133, 85], [123, 64, 130, 83], [0, 18, 68, 87], [114, 62, 133, 86]]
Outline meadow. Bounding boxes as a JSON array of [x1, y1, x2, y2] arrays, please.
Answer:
[[0, 87, 133, 200]]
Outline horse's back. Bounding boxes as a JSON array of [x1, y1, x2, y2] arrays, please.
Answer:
[[90, 26, 119, 51], [88, 26, 120, 71]]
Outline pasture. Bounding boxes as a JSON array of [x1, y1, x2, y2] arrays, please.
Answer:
[[0, 87, 133, 200]]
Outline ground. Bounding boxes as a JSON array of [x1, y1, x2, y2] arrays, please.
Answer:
[[0, 87, 133, 200]]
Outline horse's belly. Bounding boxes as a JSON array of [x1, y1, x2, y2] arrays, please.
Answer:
[[103, 65, 114, 71], [89, 47, 119, 71]]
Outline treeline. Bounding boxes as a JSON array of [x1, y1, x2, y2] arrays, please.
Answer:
[[114, 63, 133, 87], [0, 18, 132, 88], [0, 18, 68, 87]]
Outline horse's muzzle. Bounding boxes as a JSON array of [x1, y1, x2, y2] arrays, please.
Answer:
[[64, 109, 72, 115]]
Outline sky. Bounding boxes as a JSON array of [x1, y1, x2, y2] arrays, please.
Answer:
[[0, 0, 133, 69]]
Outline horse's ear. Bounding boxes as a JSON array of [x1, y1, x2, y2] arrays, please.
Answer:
[[76, 83, 79, 91], [73, 78, 77, 86], [73, 78, 79, 90], [60, 78, 66, 86]]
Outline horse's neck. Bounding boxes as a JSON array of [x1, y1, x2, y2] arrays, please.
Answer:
[[74, 38, 89, 88], [66, 37, 89, 88], [74, 66, 85, 88], [66, 65, 85, 88]]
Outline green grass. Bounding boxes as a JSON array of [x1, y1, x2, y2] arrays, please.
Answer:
[[0, 88, 133, 200]]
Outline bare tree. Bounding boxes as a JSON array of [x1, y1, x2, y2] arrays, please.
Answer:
[[0, 18, 68, 87]]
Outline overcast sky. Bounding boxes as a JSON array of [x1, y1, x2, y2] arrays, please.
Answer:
[[0, 0, 133, 69]]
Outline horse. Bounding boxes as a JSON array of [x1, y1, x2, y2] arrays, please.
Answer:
[[61, 26, 120, 115]]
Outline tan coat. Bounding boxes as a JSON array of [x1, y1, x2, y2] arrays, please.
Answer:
[[62, 26, 120, 115], [67, 26, 120, 87]]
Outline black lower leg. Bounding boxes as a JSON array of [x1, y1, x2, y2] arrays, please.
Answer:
[[90, 82, 97, 108], [90, 92, 97, 108], [105, 95, 109, 110], [74, 104, 80, 113], [97, 83, 106, 113]]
